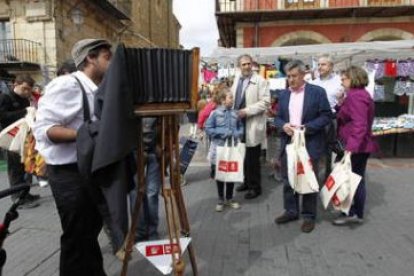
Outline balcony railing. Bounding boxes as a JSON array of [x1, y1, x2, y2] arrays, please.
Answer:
[[106, 0, 131, 18], [216, 0, 410, 13], [0, 39, 40, 65]]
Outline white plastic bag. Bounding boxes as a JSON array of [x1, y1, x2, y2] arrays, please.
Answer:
[[320, 152, 351, 209], [9, 121, 29, 155], [286, 129, 319, 194], [0, 118, 26, 152], [297, 130, 319, 192], [286, 131, 299, 190], [215, 139, 245, 183], [320, 152, 362, 215]]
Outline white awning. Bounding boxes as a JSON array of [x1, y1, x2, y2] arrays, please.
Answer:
[[206, 40, 414, 67]]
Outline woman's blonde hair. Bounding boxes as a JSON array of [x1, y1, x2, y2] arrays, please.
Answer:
[[211, 82, 229, 104], [341, 66, 369, 88]]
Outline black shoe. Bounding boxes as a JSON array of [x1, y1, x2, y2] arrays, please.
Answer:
[[244, 190, 260, 199], [18, 199, 40, 209], [25, 193, 40, 202], [236, 184, 249, 192], [274, 212, 299, 224], [301, 220, 315, 233]]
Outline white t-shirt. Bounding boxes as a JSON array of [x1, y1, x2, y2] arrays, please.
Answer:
[[33, 71, 97, 165], [310, 73, 342, 113]]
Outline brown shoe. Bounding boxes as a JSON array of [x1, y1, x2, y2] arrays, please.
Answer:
[[301, 220, 315, 233], [274, 212, 298, 224]]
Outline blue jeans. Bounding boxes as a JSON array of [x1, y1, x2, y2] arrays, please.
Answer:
[[130, 153, 161, 241]]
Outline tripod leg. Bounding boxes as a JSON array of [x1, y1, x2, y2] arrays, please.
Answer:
[[121, 119, 146, 276], [166, 116, 188, 276], [171, 115, 198, 275]]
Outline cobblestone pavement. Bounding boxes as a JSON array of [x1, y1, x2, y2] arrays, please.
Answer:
[[1, 129, 413, 275]]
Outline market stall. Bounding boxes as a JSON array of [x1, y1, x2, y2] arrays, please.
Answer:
[[205, 40, 414, 157]]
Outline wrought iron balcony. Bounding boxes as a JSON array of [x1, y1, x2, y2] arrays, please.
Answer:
[[216, 0, 414, 47], [216, 0, 412, 13], [88, 0, 131, 19], [107, 0, 131, 18], [0, 39, 41, 70]]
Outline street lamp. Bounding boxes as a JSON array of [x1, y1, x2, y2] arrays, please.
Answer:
[[70, 6, 84, 29]]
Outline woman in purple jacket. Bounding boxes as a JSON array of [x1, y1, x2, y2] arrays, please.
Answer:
[[333, 66, 379, 226]]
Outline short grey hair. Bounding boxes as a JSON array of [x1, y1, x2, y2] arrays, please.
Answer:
[[284, 59, 306, 73], [236, 54, 253, 67], [318, 54, 334, 65]]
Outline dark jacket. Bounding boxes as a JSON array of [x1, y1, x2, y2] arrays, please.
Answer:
[[93, 44, 138, 174], [0, 91, 29, 128], [90, 45, 138, 251], [336, 88, 378, 153], [275, 83, 332, 160]]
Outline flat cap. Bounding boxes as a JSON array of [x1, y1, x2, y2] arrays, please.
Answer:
[[71, 39, 111, 67]]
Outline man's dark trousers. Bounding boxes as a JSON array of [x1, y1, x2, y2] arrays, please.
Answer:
[[245, 144, 262, 193], [48, 164, 106, 276], [325, 118, 337, 178], [281, 152, 319, 220], [6, 151, 26, 200]]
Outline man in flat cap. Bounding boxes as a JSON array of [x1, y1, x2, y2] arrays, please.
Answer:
[[34, 38, 112, 276]]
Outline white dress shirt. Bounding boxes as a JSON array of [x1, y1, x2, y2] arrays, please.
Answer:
[[310, 73, 342, 113], [33, 71, 97, 165]]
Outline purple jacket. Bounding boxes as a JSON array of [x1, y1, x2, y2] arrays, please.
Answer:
[[337, 88, 379, 153]]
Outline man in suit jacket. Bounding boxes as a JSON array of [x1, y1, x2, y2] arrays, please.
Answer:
[[274, 60, 332, 233], [232, 54, 270, 199]]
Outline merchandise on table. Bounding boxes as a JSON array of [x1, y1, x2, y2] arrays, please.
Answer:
[[372, 114, 414, 135]]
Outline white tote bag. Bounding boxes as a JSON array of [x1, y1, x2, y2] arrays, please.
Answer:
[[296, 130, 319, 193], [286, 130, 300, 191], [0, 118, 26, 152], [287, 129, 319, 194], [332, 153, 362, 214], [215, 139, 245, 183], [334, 171, 361, 215], [320, 152, 351, 209], [320, 152, 362, 214]]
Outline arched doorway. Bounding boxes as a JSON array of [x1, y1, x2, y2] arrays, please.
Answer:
[[358, 29, 414, 42], [271, 31, 331, 47]]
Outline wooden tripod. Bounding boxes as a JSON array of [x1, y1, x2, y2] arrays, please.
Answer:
[[120, 114, 198, 276]]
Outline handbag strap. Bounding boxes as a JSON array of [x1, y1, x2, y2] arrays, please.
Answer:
[[73, 76, 91, 122]]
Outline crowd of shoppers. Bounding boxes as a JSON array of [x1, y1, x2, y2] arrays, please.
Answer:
[[0, 36, 380, 275]]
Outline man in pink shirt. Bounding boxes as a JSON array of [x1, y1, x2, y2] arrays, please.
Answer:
[[274, 60, 332, 233]]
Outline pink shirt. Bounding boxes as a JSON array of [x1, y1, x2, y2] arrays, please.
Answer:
[[288, 84, 305, 127]]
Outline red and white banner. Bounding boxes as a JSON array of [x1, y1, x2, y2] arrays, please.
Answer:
[[136, 238, 191, 275]]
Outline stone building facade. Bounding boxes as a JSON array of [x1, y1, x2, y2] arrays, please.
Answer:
[[0, 0, 180, 84]]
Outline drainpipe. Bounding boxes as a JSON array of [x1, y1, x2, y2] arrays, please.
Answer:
[[254, 22, 259, 47], [42, 21, 47, 65], [148, 0, 152, 47], [167, 0, 171, 47]]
